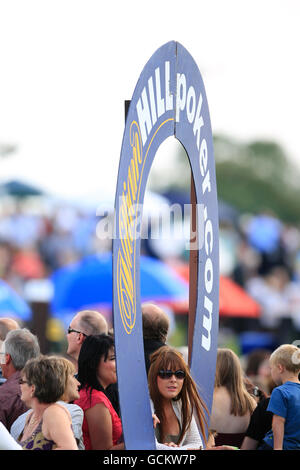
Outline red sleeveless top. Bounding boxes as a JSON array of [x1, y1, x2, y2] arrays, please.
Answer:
[[75, 387, 122, 450]]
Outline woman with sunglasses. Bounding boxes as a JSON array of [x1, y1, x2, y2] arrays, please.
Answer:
[[148, 346, 208, 450], [74, 334, 124, 450]]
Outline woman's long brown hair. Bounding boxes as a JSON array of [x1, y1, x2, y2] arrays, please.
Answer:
[[148, 346, 208, 446], [214, 348, 256, 416]]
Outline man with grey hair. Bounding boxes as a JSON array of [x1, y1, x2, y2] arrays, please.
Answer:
[[0, 328, 40, 430]]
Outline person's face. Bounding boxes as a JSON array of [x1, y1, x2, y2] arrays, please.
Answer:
[[156, 364, 185, 400], [66, 316, 86, 359], [258, 358, 271, 378], [270, 361, 282, 385], [0, 342, 5, 365], [19, 374, 35, 406], [0, 342, 8, 378], [65, 373, 80, 402], [97, 347, 117, 390]]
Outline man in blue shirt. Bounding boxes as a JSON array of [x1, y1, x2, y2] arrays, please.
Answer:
[[261, 344, 300, 450]]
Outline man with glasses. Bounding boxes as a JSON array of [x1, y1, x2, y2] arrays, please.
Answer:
[[0, 328, 40, 431], [66, 309, 108, 364]]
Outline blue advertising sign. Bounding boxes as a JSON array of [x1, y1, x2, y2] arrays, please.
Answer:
[[113, 41, 219, 449]]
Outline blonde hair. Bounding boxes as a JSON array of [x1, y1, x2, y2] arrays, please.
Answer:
[[215, 348, 256, 416], [270, 344, 300, 374], [48, 355, 76, 401]]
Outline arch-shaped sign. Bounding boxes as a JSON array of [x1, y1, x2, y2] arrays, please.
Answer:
[[112, 41, 219, 450]]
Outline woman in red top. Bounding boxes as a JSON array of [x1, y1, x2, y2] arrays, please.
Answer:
[[74, 334, 123, 450]]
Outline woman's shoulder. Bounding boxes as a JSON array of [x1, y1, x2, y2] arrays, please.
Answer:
[[77, 387, 112, 409], [43, 403, 72, 422], [214, 385, 229, 394], [213, 386, 231, 403], [78, 386, 105, 397], [88, 388, 108, 401], [57, 401, 84, 417]]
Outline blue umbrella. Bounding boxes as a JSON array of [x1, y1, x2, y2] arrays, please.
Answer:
[[0, 279, 32, 321], [50, 253, 188, 322]]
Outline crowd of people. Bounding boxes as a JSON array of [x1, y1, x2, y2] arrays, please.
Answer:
[[0, 201, 103, 297], [223, 211, 300, 345], [1, 305, 300, 451], [1, 198, 300, 451]]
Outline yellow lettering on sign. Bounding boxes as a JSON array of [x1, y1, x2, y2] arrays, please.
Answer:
[[117, 122, 142, 334], [117, 118, 173, 334]]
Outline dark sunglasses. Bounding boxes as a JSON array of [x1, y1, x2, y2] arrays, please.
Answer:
[[158, 370, 186, 380], [67, 327, 87, 337]]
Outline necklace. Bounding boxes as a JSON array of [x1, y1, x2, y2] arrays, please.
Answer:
[[26, 412, 42, 430], [30, 415, 41, 425], [21, 413, 41, 442]]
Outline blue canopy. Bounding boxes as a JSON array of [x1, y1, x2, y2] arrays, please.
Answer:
[[50, 253, 188, 322]]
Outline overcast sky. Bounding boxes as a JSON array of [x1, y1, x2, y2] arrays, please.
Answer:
[[1, 0, 299, 202]]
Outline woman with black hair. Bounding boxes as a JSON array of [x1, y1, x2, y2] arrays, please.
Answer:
[[74, 334, 123, 450]]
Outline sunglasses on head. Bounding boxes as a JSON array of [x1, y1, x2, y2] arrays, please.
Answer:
[[158, 369, 186, 380]]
